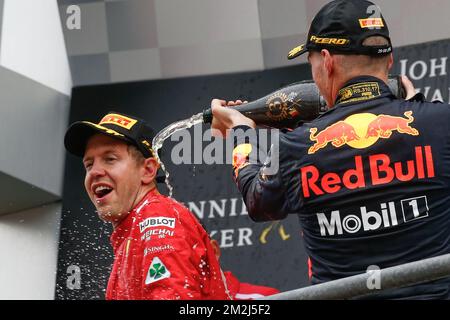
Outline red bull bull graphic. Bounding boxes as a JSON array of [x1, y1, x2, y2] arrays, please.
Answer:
[[365, 111, 419, 139], [308, 111, 419, 154], [308, 121, 360, 154]]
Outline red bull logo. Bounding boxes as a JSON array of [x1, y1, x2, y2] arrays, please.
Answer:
[[301, 146, 435, 198], [309, 121, 360, 154], [308, 111, 419, 154], [365, 111, 419, 139]]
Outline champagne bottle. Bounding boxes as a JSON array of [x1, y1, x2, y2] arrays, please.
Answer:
[[203, 76, 405, 129]]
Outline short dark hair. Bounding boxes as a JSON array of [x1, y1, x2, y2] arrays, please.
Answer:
[[333, 36, 392, 73], [362, 36, 390, 47], [127, 144, 145, 165]]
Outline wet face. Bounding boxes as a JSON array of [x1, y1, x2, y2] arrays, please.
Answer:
[[83, 134, 145, 225]]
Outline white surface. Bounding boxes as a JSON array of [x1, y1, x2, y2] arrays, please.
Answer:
[[374, 0, 450, 47], [109, 48, 161, 82], [259, 0, 308, 39], [0, 66, 69, 197], [0, 203, 61, 300], [160, 38, 264, 78], [0, 0, 72, 95], [155, 0, 261, 47]]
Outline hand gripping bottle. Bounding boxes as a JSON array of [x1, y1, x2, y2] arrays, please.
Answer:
[[203, 76, 405, 129]]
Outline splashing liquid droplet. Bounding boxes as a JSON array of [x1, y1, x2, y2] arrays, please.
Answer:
[[152, 112, 204, 197]]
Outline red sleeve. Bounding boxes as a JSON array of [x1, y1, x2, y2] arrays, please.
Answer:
[[138, 201, 209, 300], [224, 271, 280, 300], [237, 282, 280, 298]]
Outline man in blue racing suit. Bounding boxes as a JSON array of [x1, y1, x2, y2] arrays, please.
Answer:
[[210, 0, 450, 299]]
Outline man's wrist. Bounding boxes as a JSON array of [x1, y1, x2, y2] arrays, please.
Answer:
[[229, 113, 256, 130]]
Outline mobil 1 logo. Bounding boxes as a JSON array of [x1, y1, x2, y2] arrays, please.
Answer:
[[400, 196, 429, 222], [317, 195, 430, 237]]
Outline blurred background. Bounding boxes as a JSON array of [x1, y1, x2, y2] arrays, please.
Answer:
[[0, 0, 449, 299]]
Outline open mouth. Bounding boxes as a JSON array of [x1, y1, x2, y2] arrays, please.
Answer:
[[93, 185, 113, 200]]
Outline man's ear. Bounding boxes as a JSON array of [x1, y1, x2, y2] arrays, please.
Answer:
[[321, 49, 334, 76], [387, 52, 394, 71], [141, 157, 159, 185]]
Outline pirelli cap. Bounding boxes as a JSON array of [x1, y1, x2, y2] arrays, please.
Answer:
[[64, 111, 155, 158], [288, 0, 392, 60]]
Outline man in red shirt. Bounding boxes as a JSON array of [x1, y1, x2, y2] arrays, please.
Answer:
[[64, 111, 231, 300], [210, 240, 280, 299]]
